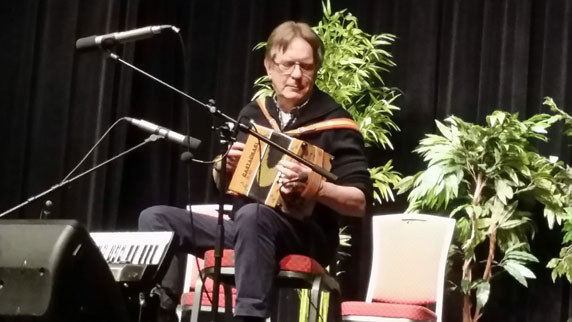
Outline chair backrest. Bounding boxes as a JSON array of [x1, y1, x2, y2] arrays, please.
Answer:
[[366, 214, 455, 322]]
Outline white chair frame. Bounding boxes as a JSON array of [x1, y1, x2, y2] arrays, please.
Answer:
[[343, 214, 455, 322]]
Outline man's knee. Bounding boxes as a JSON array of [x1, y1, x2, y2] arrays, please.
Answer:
[[234, 204, 280, 235], [139, 205, 169, 231]]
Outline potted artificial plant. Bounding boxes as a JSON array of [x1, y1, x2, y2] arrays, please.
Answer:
[[396, 101, 572, 322]]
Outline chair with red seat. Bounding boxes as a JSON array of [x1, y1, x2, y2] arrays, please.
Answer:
[[181, 250, 236, 322], [341, 214, 455, 322], [192, 249, 341, 322], [179, 204, 341, 322], [178, 204, 235, 321]]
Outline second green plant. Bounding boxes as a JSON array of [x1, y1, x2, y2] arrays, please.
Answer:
[[396, 106, 570, 322]]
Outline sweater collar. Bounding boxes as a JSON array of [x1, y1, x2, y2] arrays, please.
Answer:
[[265, 87, 339, 131]]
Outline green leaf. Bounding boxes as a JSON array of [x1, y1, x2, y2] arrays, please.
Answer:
[[504, 167, 520, 186], [496, 112, 506, 126], [505, 250, 539, 263], [436, 120, 453, 141], [495, 179, 514, 205], [476, 281, 490, 309], [499, 219, 528, 230], [502, 261, 536, 287]]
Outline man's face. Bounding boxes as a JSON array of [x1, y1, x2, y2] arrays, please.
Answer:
[[264, 37, 317, 110]]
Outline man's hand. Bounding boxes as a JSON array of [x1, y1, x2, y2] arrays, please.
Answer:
[[276, 159, 315, 197], [212, 142, 244, 191], [277, 159, 366, 217], [225, 142, 245, 174]]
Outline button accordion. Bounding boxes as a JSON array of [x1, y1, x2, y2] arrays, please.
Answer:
[[228, 124, 332, 217]]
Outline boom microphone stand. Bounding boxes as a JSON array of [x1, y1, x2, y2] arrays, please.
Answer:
[[105, 52, 337, 182], [0, 134, 164, 219], [213, 122, 232, 319], [103, 50, 337, 321]]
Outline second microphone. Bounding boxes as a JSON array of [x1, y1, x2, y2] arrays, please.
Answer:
[[125, 117, 201, 150]]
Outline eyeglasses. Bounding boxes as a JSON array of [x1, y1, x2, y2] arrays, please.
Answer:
[[272, 60, 315, 75]]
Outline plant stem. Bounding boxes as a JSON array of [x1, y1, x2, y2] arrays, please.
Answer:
[[463, 172, 485, 322], [462, 258, 473, 322], [463, 295, 473, 322], [483, 228, 497, 281], [472, 172, 484, 206], [473, 227, 496, 322], [469, 171, 494, 322]]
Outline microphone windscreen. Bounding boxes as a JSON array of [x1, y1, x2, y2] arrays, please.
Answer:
[[185, 136, 202, 150], [75, 35, 97, 50], [298, 172, 308, 183], [180, 151, 194, 163]]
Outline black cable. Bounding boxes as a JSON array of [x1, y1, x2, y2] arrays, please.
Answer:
[[61, 117, 129, 182], [170, 29, 220, 165], [24, 117, 128, 219], [0, 134, 161, 218], [172, 27, 229, 309], [172, 28, 214, 307], [195, 118, 254, 308], [278, 177, 307, 191], [173, 26, 211, 307]]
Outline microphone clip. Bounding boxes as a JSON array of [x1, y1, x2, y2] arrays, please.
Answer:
[[215, 122, 237, 145]]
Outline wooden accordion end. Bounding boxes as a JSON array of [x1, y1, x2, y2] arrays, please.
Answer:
[[228, 124, 332, 217]]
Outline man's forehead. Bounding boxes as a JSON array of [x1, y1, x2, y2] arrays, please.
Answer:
[[270, 41, 314, 61]]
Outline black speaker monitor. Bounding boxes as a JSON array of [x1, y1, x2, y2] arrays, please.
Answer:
[[0, 220, 129, 322]]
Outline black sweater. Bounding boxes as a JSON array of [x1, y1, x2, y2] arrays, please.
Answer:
[[233, 88, 372, 257]]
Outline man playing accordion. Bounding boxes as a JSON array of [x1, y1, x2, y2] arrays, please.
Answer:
[[139, 21, 371, 322]]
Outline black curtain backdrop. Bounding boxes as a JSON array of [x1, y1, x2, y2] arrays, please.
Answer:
[[1, 1, 571, 321]]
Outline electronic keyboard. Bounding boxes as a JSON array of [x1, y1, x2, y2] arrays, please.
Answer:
[[90, 231, 175, 283]]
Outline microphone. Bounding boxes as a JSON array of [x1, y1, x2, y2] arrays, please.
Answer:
[[298, 172, 308, 183], [125, 117, 201, 150], [76, 25, 175, 51]]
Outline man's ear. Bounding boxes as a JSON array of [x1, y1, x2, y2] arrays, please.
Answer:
[[263, 57, 272, 79]]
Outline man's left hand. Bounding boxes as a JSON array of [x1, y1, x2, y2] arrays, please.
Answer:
[[276, 159, 312, 197]]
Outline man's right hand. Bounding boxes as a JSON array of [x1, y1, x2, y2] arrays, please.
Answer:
[[225, 142, 245, 174]]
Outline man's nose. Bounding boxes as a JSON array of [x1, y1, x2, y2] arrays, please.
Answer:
[[290, 64, 303, 78]]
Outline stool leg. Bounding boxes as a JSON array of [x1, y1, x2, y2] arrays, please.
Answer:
[[330, 289, 341, 322], [190, 278, 204, 322], [223, 283, 233, 321], [309, 276, 323, 322]]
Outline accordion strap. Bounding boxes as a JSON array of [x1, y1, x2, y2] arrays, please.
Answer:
[[256, 97, 281, 131], [255, 97, 361, 136], [284, 119, 361, 137]]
